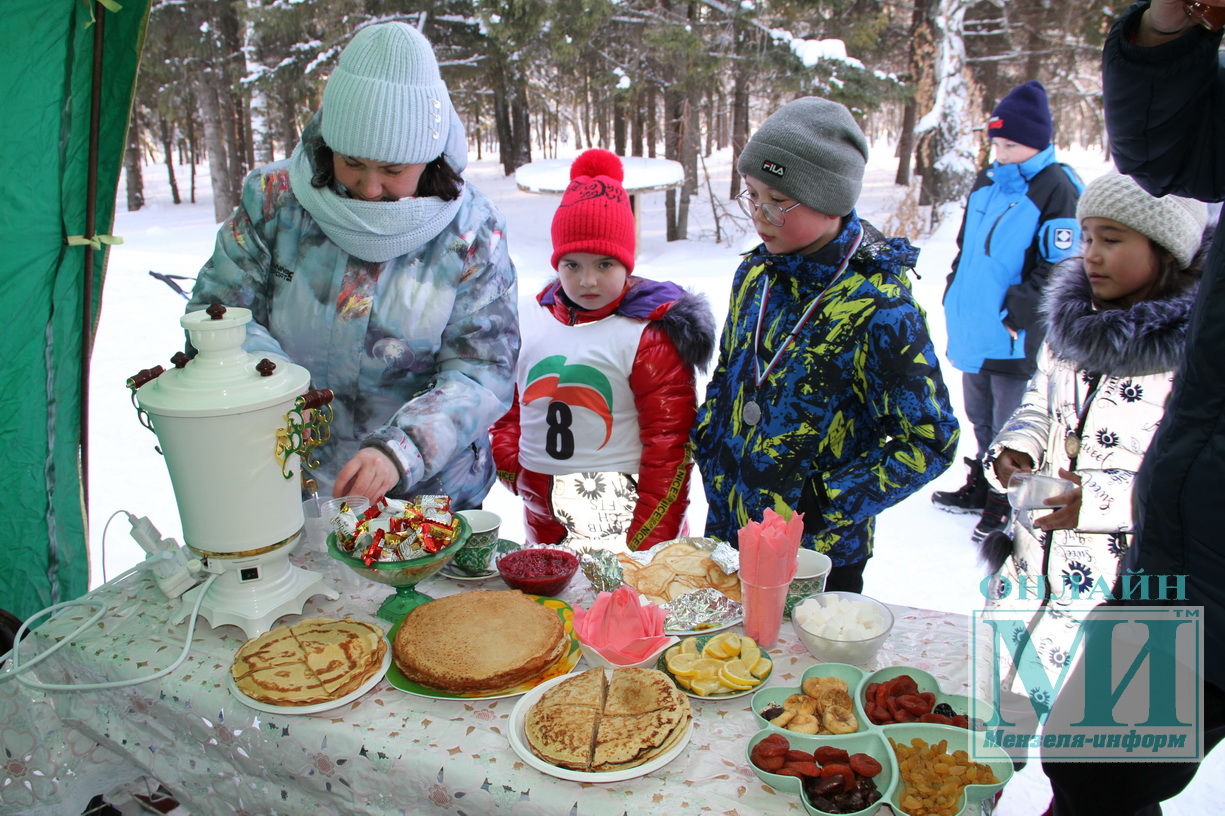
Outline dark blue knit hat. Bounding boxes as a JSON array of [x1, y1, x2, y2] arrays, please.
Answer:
[[987, 81, 1052, 150]]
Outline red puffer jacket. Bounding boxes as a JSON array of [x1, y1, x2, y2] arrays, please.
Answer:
[[490, 277, 714, 550]]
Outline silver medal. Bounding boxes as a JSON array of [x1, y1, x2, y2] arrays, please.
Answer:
[[1065, 432, 1081, 458], [743, 399, 762, 426]]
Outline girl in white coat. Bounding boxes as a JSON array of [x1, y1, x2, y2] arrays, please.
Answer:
[[984, 171, 1207, 701]]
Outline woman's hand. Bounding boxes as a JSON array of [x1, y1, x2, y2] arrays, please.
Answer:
[[993, 448, 1034, 487], [1033, 468, 1083, 532], [333, 448, 400, 503]]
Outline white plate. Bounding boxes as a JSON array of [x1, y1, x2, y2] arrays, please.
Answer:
[[438, 563, 499, 581], [228, 646, 392, 715], [507, 671, 693, 782]]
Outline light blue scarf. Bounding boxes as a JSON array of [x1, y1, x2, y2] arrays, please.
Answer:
[[287, 140, 465, 264]]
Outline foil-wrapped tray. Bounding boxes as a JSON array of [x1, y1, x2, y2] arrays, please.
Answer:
[[576, 537, 743, 635]]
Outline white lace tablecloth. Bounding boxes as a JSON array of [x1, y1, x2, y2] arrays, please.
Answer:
[[0, 546, 985, 816]]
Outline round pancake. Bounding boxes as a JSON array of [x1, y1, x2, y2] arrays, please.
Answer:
[[393, 590, 565, 694]]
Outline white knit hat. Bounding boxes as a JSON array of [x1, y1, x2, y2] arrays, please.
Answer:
[[1077, 171, 1207, 268], [322, 23, 461, 167]]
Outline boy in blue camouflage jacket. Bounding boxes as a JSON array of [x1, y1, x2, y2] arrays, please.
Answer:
[[693, 97, 959, 592]]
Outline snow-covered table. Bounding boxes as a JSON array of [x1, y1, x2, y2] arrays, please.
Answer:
[[515, 156, 684, 246], [0, 543, 987, 816]]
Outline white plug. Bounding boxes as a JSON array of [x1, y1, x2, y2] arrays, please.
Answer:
[[126, 514, 199, 599]]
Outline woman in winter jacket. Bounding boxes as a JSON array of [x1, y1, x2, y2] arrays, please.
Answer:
[[188, 24, 518, 509], [984, 171, 1207, 697], [490, 151, 715, 551]]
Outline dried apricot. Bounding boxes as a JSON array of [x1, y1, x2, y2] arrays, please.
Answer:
[[785, 749, 813, 763], [819, 763, 856, 792], [786, 761, 822, 777], [813, 745, 851, 765], [753, 751, 785, 772], [849, 752, 882, 777]]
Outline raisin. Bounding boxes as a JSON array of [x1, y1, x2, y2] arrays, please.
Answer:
[[933, 702, 958, 718], [760, 704, 785, 721], [820, 764, 857, 792]]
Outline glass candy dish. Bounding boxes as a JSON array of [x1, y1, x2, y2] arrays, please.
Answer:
[[326, 514, 470, 622]]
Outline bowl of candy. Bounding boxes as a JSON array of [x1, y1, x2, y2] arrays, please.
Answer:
[[792, 591, 894, 667], [326, 496, 469, 622], [496, 546, 580, 597]]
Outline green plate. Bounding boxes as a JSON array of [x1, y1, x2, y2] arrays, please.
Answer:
[[385, 595, 581, 700], [656, 631, 773, 700]]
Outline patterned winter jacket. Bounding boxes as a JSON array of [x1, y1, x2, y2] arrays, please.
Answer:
[[694, 215, 959, 566], [188, 148, 519, 509], [984, 248, 1201, 694], [490, 278, 715, 550], [944, 146, 1083, 378]]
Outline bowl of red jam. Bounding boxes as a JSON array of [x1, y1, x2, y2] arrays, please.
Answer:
[[496, 546, 579, 597]]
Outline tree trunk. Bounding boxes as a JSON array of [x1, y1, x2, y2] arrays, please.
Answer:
[[729, 25, 753, 200], [613, 91, 628, 156], [646, 85, 658, 159], [159, 115, 181, 205], [915, 0, 980, 220], [198, 74, 237, 221], [896, 0, 931, 186], [124, 109, 145, 212]]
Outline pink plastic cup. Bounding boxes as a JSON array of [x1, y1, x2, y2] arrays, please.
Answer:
[[741, 580, 790, 647]]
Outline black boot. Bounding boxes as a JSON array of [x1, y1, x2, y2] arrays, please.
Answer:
[[931, 456, 988, 513], [972, 490, 1011, 542]]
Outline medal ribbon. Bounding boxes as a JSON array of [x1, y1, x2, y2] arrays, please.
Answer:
[[753, 227, 864, 388]]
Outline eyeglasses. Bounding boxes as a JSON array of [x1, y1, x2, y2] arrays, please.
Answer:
[[735, 191, 802, 227]]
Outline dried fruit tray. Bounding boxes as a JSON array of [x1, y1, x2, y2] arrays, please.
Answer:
[[746, 664, 1013, 816]]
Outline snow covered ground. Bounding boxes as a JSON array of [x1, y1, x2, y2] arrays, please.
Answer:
[[94, 141, 1222, 814]]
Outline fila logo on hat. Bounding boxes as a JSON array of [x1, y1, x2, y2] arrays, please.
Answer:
[[761, 160, 786, 177], [1054, 227, 1074, 251], [988, 116, 1004, 131]]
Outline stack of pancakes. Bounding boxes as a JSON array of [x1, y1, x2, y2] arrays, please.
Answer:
[[392, 590, 566, 694], [231, 617, 387, 706], [524, 667, 692, 772]]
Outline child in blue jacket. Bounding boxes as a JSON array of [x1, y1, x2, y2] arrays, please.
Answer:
[[693, 97, 959, 593], [935, 81, 1083, 541]]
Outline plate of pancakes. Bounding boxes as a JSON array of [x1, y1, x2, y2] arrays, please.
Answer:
[[508, 667, 693, 782], [386, 590, 581, 699], [229, 617, 391, 714]]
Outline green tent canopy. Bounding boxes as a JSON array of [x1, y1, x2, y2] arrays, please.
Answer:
[[0, 1, 151, 619]]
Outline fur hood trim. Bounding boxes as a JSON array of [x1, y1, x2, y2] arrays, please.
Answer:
[[659, 289, 716, 374], [1041, 249, 1203, 377]]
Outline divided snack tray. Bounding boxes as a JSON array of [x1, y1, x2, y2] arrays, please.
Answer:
[[747, 663, 1012, 816]]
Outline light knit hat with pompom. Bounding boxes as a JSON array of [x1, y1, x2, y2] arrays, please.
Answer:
[[550, 149, 636, 273], [322, 22, 462, 167], [1077, 171, 1207, 268]]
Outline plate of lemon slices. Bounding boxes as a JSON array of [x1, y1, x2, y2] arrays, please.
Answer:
[[657, 632, 773, 699]]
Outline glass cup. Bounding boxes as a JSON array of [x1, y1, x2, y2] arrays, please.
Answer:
[[1182, 1, 1225, 31], [452, 509, 502, 575], [742, 579, 790, 647], [1006, 472, 1076, 511], [784, 549, 833, 620]]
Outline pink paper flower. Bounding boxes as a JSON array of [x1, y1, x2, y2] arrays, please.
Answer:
[[573, 586, 676, 664]]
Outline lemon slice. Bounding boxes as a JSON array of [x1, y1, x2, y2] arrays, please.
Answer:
[[750, 656, 773, 679], [666, 653, 700, 677], [719, 658, 759, 690], [739, 637, 761, 669], [679, 637, 700, 655], [663, 644, 682, 664], [691, 658, 723, 680], [689, 677, 726, 696], [672, 673, 694, 691], [702, 632, 742, 660]]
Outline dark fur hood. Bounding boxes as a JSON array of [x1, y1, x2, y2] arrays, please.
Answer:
[[658, 289, 717, 374], [1040, 232, 1209, 377]]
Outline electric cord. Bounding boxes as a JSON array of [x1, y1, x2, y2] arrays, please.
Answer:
[[0, 510, 219, 691]]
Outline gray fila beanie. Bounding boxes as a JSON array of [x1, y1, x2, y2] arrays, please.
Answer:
[[1077, 171, 1207, 269], [737, 97, 868, 217]]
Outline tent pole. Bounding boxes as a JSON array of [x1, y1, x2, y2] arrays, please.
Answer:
[[82, 5, 106, 526]]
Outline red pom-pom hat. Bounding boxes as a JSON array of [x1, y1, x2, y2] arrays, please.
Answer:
[[550, 149, 636, 273]]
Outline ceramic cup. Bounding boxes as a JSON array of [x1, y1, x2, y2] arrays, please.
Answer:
[[784, 548, 833, 619], [452, 509, 502, 575]]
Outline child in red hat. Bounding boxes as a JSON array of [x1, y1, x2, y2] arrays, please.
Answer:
[[491, 149, 715, 551]]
